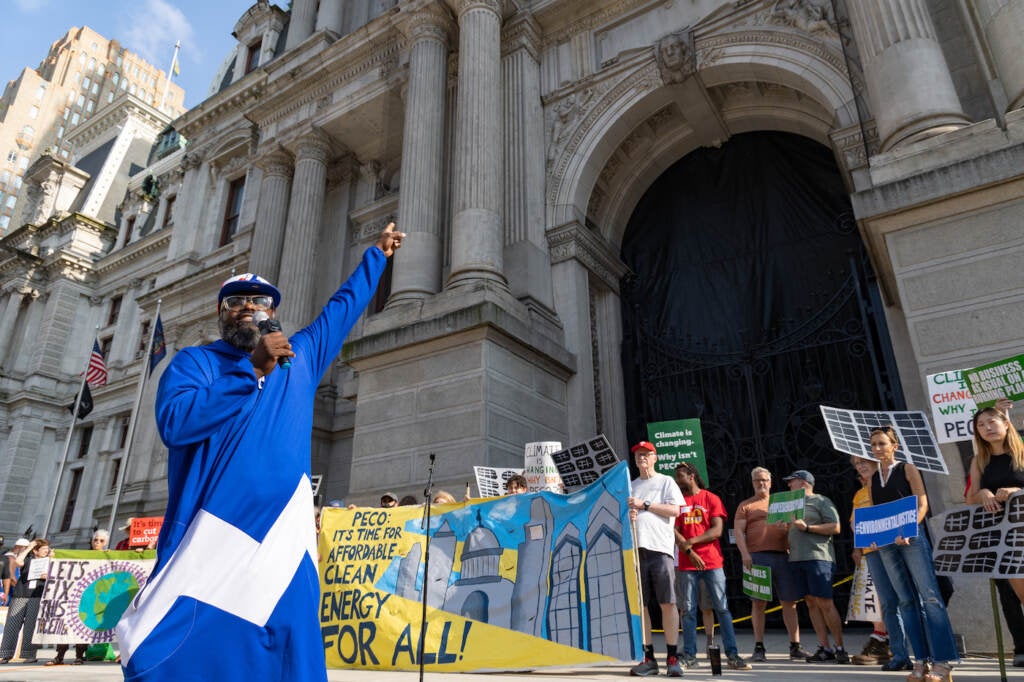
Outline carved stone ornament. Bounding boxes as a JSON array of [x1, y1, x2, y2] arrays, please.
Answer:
[[456, 0, 502, 17], [655, 30, 695, 85], [768, 0, 837, 39]]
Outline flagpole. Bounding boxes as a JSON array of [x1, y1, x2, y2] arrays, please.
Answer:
[[108, 300, 162, 537], [159, 41, 180, 113], [43, 333, 96, 537]]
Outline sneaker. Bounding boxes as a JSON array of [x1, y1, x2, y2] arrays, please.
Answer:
[[629, 658, 659, 676], [681, 655, 700, 669], [1014, 653, 1024, 668], [789, 644, 812, 659], [665, 656, 683, 677], [852, 636, 891, 664], [806, 646, 835, 662], [834, 647, 850, 664], [727, 654, 752, 670], [750, 646, 767, 663], [881, 658, 913, 671]]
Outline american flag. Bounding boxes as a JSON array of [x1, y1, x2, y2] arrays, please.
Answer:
[[87, 339, 108, 386]]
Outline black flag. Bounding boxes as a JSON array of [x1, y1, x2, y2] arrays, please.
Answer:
[[68, 383, 93, 419]]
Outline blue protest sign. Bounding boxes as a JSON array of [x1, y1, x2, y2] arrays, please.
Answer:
[[852, 496, 918, 549]]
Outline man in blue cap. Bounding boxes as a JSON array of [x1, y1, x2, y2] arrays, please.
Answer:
[[116, 223, 404, 682], [783, 469, 849, 664]]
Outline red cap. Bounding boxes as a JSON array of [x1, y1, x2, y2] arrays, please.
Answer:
[[630, 441, 657, 454]]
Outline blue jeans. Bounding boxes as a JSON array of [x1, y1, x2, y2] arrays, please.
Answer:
[[678, 568, 739, 657], [865, 551, 909, 662], [878, 526, 959, 663]]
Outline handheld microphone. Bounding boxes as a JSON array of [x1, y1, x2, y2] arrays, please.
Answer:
[[252, 311, 292, 369]]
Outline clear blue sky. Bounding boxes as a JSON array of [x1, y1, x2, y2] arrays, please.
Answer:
[[0, 0, 270, 108]]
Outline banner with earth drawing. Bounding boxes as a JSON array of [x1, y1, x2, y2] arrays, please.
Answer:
[[32, 550, 156, 645], [318, 461, 642, 672]]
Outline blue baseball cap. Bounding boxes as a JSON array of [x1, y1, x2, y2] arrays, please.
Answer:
[[218, 273, 281, 307], [783, 470, 815, 486]]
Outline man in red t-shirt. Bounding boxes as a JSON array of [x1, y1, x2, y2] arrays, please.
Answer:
[[673, 462, 751, 671]]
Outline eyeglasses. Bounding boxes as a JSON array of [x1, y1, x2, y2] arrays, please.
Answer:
[[221, 295, 273, 310]]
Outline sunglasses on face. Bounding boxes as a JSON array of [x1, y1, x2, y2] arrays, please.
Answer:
[[221, 295, 274, 310]]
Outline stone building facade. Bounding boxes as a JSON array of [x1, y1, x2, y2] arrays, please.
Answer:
[[1, 0, 1023, 649]]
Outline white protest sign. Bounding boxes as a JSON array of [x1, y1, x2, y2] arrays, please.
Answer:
[[846, 560, 881, 622], [523, 441, 564, 493], [927, 369, 977, 443], [473, 466, 524, 498]]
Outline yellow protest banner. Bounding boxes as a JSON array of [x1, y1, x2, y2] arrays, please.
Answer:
[[318, 461, 641, 671]]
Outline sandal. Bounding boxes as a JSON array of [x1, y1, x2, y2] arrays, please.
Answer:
[[72, 658, 86, 665], [907, 661, 928, 681], [45, 659, 65, 666], [925, 662, 953, 682], [0, 658, 10, 664]]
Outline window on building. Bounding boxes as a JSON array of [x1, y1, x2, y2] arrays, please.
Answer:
[[63, 107, 70, 119], [0, 216, 9, 231], [112, 73, 119, 85], [124, 215, 135, 244], [83, 77, 91, 89], [77, 94, 85, 107], [245, 39, 263, 74], [109, 458, 121, 492], [88, 57, 96, 70], [4, 196, 15, 210], [108, 92, 114, 103], [86, 99, 95, 113], [78, 53, 85, 65], [107, 294, 122, 327], [35, 84, 46, 100], [77, 425, 93, 459], [59, 467, 84, 532], [219, 177, 245, 246], [162, 195, 176, 228], [92, 82, 99, 95], [0, 170, 9, 184], [57, 126, 65, 139], [20, 126, 34, 142], [60, 149, 69, 159], [12, 175, 22, 189], [116, 55, 123, 67], [98, 63, 105, 76], [100, 335, 113, 359], [120, 80, 127, 91], [67, 90, 75, 103], [72, 112, 80, 125], [6, 151, 17, 163], [17, 157, 28, 170], [140, 90, 148, 102], [138, 319, 151, 354], [28, 106, 38, 120], [118, 415, 130, 448], [129, 83, 136, 95]]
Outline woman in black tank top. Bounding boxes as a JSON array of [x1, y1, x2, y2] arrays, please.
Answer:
[[868, 426, 958, 682], [966, 405, 1024, 667]]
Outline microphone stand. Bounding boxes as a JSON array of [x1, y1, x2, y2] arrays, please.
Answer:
[[418, 453, 436, 682]]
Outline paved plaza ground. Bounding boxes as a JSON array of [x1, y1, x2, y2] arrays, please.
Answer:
[[0, 628, 1015, 681]]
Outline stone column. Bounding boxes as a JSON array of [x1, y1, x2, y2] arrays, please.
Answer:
[[447, 0, 507, 289], [285, 0, 318, 50], [974, 0, 1024, 111], [250, 149, 294, 283], [501, 12, 553, 310], [389, 7, 452, 304], [316, 1, 345, 34], [0, 290, 25, 366], [846, 0, 969, 150], [278, 129, 331, 328]]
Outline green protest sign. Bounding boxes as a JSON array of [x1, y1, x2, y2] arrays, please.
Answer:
[[647, 418, 708, 485], [766, 489, 805, 524], [742, 564, 772, 601], [964, 355, 1024, 409]]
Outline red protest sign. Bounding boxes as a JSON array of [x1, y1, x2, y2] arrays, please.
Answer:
[[129, 516, 163, 547]]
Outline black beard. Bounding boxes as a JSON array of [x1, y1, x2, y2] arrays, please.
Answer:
[[220, 316, 260, 352]]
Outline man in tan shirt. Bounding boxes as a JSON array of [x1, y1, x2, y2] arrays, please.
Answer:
[[734, 466, 810, 661]]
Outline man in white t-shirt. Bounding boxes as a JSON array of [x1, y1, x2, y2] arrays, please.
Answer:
[[627, 441, 685, 677]]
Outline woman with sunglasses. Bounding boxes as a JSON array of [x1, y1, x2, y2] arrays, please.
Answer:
[[868, 426, 957, 682], [966, 401, 1024, 667]]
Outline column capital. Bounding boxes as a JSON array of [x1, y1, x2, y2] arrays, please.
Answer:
[[292, 128, 334, 164], [501, 11, 541, 60], [255, 147, 295, 178], [454, 0, 502, 19], [399, 3, 455, 45]]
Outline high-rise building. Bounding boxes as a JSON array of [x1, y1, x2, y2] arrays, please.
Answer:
[[0, 26, 185, 235]]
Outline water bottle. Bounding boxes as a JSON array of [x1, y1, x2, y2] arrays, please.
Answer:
[[708, 643, 722, 676]]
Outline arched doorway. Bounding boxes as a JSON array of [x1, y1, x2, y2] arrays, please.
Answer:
[[619, 131, 904, 620]]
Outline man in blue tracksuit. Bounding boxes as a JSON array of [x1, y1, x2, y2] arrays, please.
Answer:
[[116, 224, 405, 681]]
